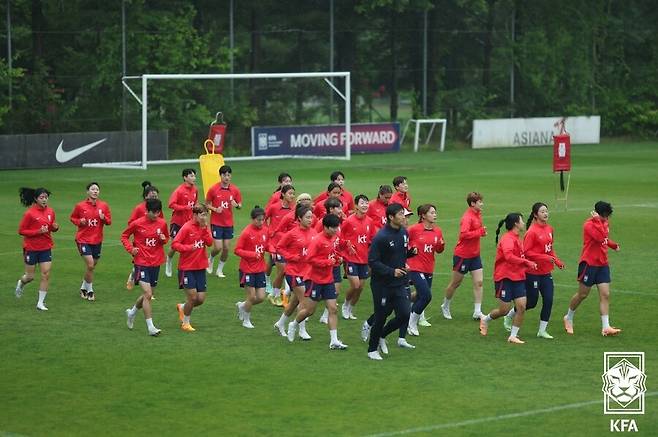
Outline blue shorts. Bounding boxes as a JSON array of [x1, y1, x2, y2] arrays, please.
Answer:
[[332, 265, 342, 283], [453, 255, 483, 274], [307, 283, 337, 301], [211, 225, 234, 240], [494, 279, 526, 303], [409, 271, 434, 289], [169, 223, 182, 238], [578, 262, 611, 287], [239, 270, 267, 289], [286, 274, 308, 290], [346, 262, 369, 279], [77, 242, 102, 259], [23, 249, 52, 265], [525, 273, 553, 294], [134, 265, 160, 287], [178, 269, 207, 292]]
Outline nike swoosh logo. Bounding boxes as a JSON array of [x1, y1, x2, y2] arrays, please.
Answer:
[[55, 138, 107, 163]]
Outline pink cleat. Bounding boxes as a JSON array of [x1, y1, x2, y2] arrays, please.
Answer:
[[479, 318, 488, 336], [507, 336, 525, 344], [563, 316, 574, 335], [601, 326, 622, 337]]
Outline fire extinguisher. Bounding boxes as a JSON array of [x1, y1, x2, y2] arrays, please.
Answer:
[[207, 112, 226, 155]]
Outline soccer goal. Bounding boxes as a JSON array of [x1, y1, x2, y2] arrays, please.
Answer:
[[400, 118, 447, 152], [83, 72, 352, 170]]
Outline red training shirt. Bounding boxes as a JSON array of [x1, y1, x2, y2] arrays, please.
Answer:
[[121, 215, 169, 267], [18, 204, 57, 251], [453, 207, 485, 258], [407, 222, 445, 274], [367, 198, 388, 232], [493, 230, 534, 282], [276, 224, 315, 277], [206, 183, 242, 227], [390, 191, 411, 209], [234, 223, 269, 273], [314, 188, 354, 215], [168, 183, 198, 226], [579, 216, 619, 266], [524, 222, 561, 275], [340, 213, 375, 264], [306, 231, 342, 284], [70, 198, 112, 244], [172, 220, 213, 270], [128, 202, 164, 225], [265, 201, 293, 252]]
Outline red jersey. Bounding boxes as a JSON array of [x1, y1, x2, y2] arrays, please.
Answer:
[[314, 189, 354, 214], [206, 183, 242, 227], [127, 202, 164, 225], [120, 216, 169, 267], [524, 222, 561, 275], [265, 201, 293, 252], [266, 191, 283, 209], [234, 223, 269, 273], [172, 220, 213, 270], [168, 183, 198, 226], [367, 199, 388, 232], [276, 224, 315, 277], [340, 213, 374, 264], [579, 216, 619, 266], [69, 199, 112, 244], [306, 231, 342, 284], [18, 204, 57, 251], [453, 207, 485, 258], [407, 223, 445, 274], [390, 191, 411, 209], [494, 231, 533, 281]]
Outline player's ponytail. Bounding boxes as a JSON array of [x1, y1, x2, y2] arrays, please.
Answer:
[[141, 181, 159, 199], [495, 213, 523, 244], [527, 202, 546, 229], [19, 187, 50, 207]]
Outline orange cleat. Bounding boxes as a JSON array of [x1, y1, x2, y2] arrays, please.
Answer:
[[181, 322, 196, 332], [563, 316, 574, 335], [601, 326, 622, 337], [479, 318, 488, 336], [507, 336, 525, 344], [176, 303, 185, 322]]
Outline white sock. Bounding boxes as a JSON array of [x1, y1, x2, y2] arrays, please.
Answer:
[[419, 311, 427, 322], [321, 308, 329, 319], [330, 329, 338, 343], [601, 315, 610, 329], [183, 315, 190, 324], [38, 290, 47, 304], [146, 318, 155, 330], [290, 319, 299, 328], [217, 261, 225, 272], [17, 278, 25, 290], [129, 305, 138, 315], [443, 297, 451, 306], [483, 314, 492, 323], [539, 320, 548, 332], [510, 325, 520, 337], [277, 313, 288, 325], [299, 319, 307, 332], [243, 311, 251, 323], [86, 282, 94, 292], [506, 308, 516, 318], [409, 312, 420, 327], [238, 302, 246, 311], [80, 280, 87, 291], [474, 303, 482, 313], [566, 308, 576, 321]]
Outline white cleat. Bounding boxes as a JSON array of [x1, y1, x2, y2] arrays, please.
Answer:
[[165, 257, 173, 277], [216, 270, 226, 278], [407, 325, 420, 336], [148, 327, 162, 337], [242, 320, 255, 329], [206, 256, 214, 274], [15, 280, 24, 298], [36, 303, 48, 311], [361, 321, 371, 342], [235, 301, 245, 321], [379, 338, 389, 355], [472, 311, 484, 321], [298, 328, 312, 341], [126, 309, 136, 330], [287, 322, 296, 342], [274, 321, 286, 337], [440, 303, 452, 320], [368, 351, 384, 361], [398, 338, 416, 349], [319, 314, 328, 324], [349, 311, 357, 320], [329, 340, 348, 350]]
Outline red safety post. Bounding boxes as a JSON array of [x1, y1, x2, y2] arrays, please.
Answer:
[[207, 112, 226, 155]]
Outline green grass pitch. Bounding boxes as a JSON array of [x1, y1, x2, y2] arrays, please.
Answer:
[[1, 142, 656, 436]]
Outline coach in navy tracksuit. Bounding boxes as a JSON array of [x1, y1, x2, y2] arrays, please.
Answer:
[[366, 203, 416, 360]]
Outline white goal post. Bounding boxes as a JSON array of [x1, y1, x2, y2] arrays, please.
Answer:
[[400, 118, 447, 152], [87, 72, 352, 170]]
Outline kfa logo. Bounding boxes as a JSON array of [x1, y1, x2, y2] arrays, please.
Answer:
[[602, 352, 646, 415]]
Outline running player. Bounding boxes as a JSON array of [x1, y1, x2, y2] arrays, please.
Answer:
[[407, 204, 445, 336], [563, 201, 621, 336], [312, 182, 343, 219], [504, 202, 564, 339], [479, 213, 537, 344], [368, 185, 393, 232], [313, 171, 354, 214], [121, 199, 169, 336], [15, 187, 59, 311], [441, 192, 487, 320], [265, 184, 296, 305], [165, 168, 198, 277], [266, 172, 293, 209], [389, 176, 411, 209], [69, 182, 112, 301], [234, 206, 269, 329], [206, 165, 243, 278], [173, 204, 213, 332], [287, 214, 348, 349]]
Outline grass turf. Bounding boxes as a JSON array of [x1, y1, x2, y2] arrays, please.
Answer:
[[1, 141, 657, 436]]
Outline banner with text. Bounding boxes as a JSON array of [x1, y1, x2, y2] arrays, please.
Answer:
[[472, 116, 600, 149], [251, 122, 400, 156]]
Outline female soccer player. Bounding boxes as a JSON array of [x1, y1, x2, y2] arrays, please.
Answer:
[[563, 201, 621, 337], [479, 213, 537, 344], [441, 192, 487, 320], [234, 206, 269, 329], [15, 187, 59, 310], [69, 182, 112, 301], [206, 165, 243, 278], [368, 185, 393, 232], [389, 176, 411, 209], [312, 182, 343, 219], [165, 168, 198, 277], [121, 199, 169, 336], [273, 205, 315, 340], [265, 184, 296, 305], [503, 202, 564, 339], [407, 204, 445, 336], [313, 170, 354, 214], [287, 214, 348, 350], [265, 172, 293, 209], [173, 204, 213, 332]]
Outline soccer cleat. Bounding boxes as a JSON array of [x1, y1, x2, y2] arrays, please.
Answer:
[[165, 257, 173, 277], [274, 321, 286, 337], [235, 301, 245, 321], [286, 322, 296, 342], [180, 322, 196, 332], [503, 315, 513, 332], [274, 295, 284, 307], [507, 336, 525, 344], [601, 326, 622, 337], [298, 327, 312, 341], [440, 303, 452, 320], [341, 303, 350, 320], [349, 311, 357, 320], [281, 293, 289, 307], [319, 314, 328, 324], [36, 303, 48, 311], [15, 280, 24, 298], [267, 294, 277, 306], [361, 321, 371, 342], [563, 316, 574, 335], [368, 351, 384, 361], [242, 320, 255, 329], [329, 340, 348, 350], [80, 288, 88, 299], [216, 270, 226, 278], [125, 272, 134, 290], [148, 327, 162, 337], [418, 318, 432, 327], [472, 311, 484, 321], [378, 338, 389, 355], [126, 309, 136, 330], [206, 255, 214, 274], [86, 291, 95, 301], [397, 338, 416, 349], [479, 318, 488, 336], [176, 303, 185, 322], [537, 330, 554, 339], [407, 325, 420, 336]]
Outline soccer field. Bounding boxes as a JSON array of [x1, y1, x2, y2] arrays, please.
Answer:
[[1, 141, 657, 436]]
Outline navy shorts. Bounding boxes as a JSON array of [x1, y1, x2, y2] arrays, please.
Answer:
[[178, 269, 207, 292], [453, 255, 483, 274], [494, 279, 526, 303], [169, 223, 182, 238], [307, 283, 337, 301], [409, 271, 434, 289], [525, 273, 553, 294], [77, 242, 102, 259], [211, 225, 234, 240], [578, 262, 611, 287], [286, 274, 308, 290], [332, 265, 342, 283], [346, 262, 369, 279], [134, 265, 160, 287], [239, 270, 267, 289], [23, 249, 52, 265]]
